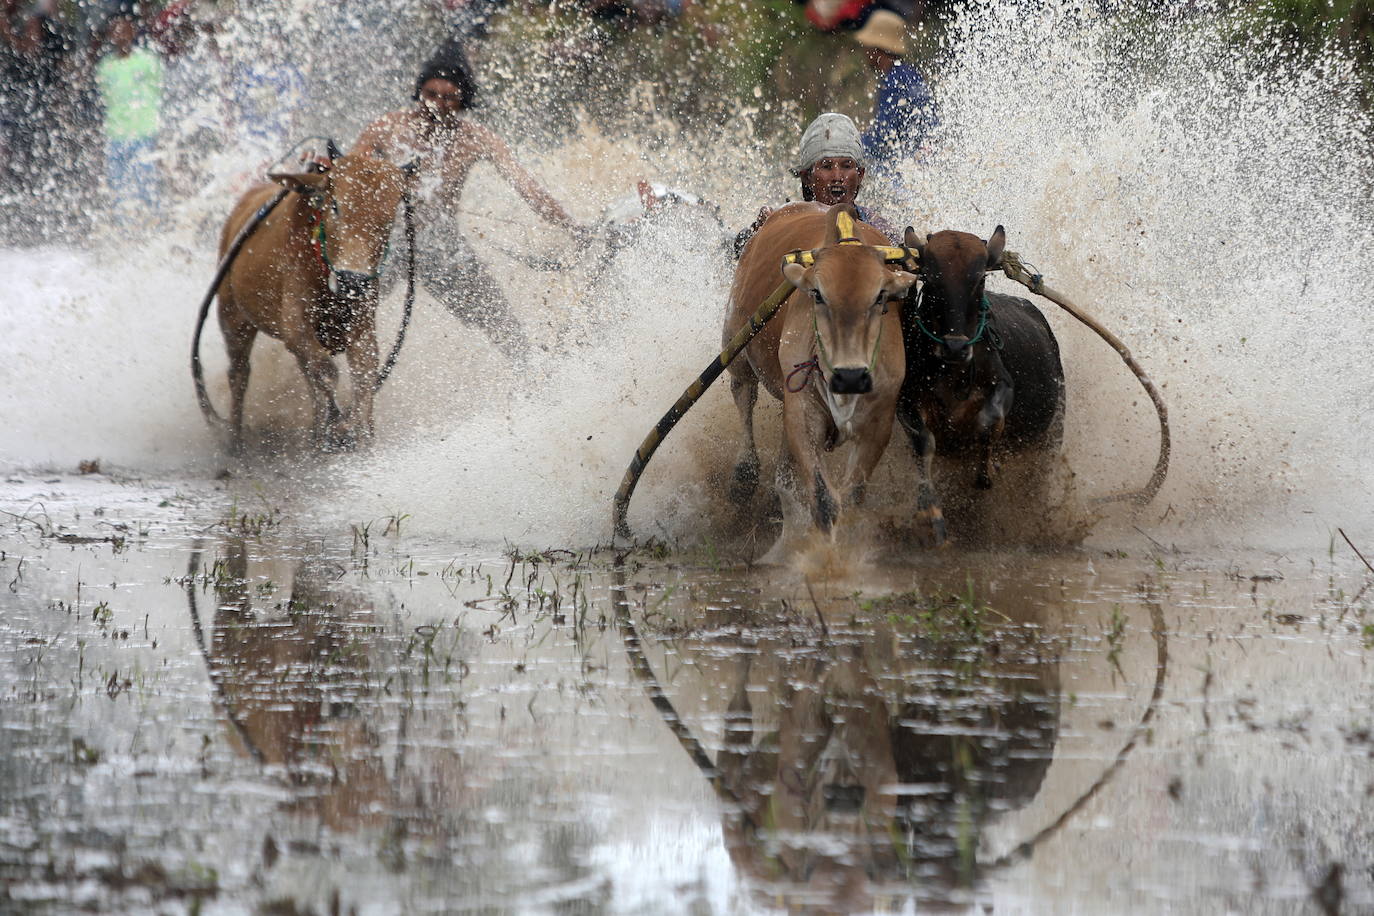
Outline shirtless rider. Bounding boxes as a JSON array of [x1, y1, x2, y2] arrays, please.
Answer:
[[353, 46, 588, 358]]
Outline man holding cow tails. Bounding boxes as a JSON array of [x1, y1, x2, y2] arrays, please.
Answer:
[[353, 44, 588, 359], [732, 112, 899, 258]]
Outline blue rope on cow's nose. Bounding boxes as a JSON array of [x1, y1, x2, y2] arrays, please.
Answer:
[[911, 289, 991, 347]]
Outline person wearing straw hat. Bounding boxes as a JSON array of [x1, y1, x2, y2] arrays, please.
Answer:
[[853, 8, 936, 171]]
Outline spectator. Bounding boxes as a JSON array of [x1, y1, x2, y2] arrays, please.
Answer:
[[854, 8, 936, 173], [1, 1, 68, 202], [95, 3, 164, 222], [227, 22, 306, 161]]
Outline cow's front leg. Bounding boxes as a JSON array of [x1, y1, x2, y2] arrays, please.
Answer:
[[340, 319, 380, 448], [785, 394, 839, 533], [898, 407, 945, 546], [975, 379, 1013, 489], [282, 329, 343, 450], [727, 368, 760, 506], [844, 399, 896, 509]]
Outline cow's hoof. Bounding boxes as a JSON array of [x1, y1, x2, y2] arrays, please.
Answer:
[[931, 512, 948, 548], [728, 460, 759, 505], [323, 427, 359, 452]]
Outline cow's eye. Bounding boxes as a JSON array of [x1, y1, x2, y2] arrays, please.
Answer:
[[811, 290, 824, 305], [330, 200, 340, 216]]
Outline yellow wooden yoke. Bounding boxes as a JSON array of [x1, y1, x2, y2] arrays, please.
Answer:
[[780, 211, 920, 271]]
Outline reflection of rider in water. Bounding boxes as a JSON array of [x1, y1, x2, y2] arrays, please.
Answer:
[[352, 45, 588, 358]]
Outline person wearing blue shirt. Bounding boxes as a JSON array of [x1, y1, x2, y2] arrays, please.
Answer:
[[854, 9, 936, 173]]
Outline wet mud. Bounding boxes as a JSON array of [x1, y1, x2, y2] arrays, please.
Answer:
[[2, 474, 1371, 914]]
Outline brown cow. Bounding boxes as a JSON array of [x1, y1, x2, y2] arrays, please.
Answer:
[[724, 203, 916, 532], [216, 152, 409, 452]]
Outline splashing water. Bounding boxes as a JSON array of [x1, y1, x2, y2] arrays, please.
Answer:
[[1, 2, 1370, 552]]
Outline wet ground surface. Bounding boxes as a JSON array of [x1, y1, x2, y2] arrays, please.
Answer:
[[2, 474, 1372, 914]]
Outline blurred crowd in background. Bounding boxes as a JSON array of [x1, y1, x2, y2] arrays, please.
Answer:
[[0, 0, 950, 244], [2, 0, 1359, 245]]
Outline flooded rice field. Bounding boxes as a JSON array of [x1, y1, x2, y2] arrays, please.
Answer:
[[1, 473, 1371, 913]]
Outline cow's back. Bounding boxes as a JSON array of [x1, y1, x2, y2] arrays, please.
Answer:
[[219, 183, 290, 260], [727, 202, 890, 396], [217, 182, 313, 339]]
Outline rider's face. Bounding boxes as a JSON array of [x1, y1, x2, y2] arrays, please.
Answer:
[[807, 157, 865, 206], [418, 78, 465, 124]]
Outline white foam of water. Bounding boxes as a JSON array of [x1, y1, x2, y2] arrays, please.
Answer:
[[2, 4, 1371, 551]]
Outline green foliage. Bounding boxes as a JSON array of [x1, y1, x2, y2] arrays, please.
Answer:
[[1244, 0, 1374, 65]]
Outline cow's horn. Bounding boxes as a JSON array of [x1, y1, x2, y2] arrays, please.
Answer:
[[823, 203, 861, 247]]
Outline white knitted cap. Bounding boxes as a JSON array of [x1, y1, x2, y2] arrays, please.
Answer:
[[792, 112, 866, 175]]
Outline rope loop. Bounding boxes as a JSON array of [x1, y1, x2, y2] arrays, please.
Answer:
[[910, 288, 992, 348], [786, 358, 822, 392]]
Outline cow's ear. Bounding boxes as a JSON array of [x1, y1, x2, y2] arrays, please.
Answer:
[[986, 225, 1006, 268], [884, 269, 918, 299], [268, 171, 329, 193], [782, 261, 812, 291], [903, 226, 924, 258]]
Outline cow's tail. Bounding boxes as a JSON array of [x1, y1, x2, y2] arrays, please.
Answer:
[[1001, 251, 1170, 506], [192, 187, 291, 429]]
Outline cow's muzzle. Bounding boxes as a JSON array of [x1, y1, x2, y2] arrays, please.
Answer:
[[940, 335, 973, 364], [330, 269, 378, 300], [829, 367, 873, 395]]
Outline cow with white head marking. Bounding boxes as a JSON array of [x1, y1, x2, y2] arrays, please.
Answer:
[[724, 202, 917, 533]]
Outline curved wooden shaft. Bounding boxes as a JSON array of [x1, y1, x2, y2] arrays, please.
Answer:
[[612, 279, 795, 540]]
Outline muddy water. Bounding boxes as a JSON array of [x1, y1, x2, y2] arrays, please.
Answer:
[[1, 474, 1369, 914]]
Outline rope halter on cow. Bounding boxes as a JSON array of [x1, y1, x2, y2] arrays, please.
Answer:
[[306, 196, 393, 288], [907, 285, 993, 348]]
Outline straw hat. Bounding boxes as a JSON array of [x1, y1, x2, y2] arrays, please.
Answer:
[[853, 9, 908, 57]]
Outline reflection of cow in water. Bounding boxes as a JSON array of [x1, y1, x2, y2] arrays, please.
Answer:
[[612, 573, 1061, 912], [188, 540, 393, 831], [714, 638, 1059, 909]]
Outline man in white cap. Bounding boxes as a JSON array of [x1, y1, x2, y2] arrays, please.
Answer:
[[732, 111, 897, 257], [853, 8, 936, 170]]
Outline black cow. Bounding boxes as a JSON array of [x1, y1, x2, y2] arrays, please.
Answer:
[[897, 226, 1065, 544]]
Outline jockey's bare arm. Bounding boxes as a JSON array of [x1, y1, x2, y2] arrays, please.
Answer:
[[466, 122, 579, 233]]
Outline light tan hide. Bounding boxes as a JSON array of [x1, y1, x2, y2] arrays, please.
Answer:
[[215, 154, 406, 452], [723, 202, 916, 532]]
